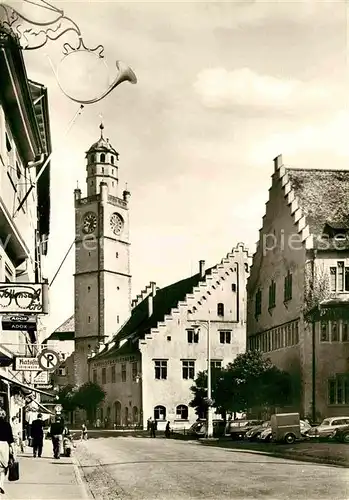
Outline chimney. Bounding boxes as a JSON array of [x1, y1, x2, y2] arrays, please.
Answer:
[[148, 281, 157, 317], [199, 260, 205, 278]]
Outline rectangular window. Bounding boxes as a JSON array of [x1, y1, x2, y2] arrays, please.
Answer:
[[211, 360, 222, 369], [58, 367, 66, 376], [111, 365, 116, 383], [132, 362, 138, 381], [338, 261, 344, 291], [343, 323, 349, 342], [102, 368, 106, 384], [154, 360, 167, 380], [320, 321, 329, 342], [219, 330, 231, 344], [182, 360, 195, 379], [328, 375, 349, 405], [284, 271, 292, 302], [294, 322, 299, 345], [331, 321, 339, 342], [92, 370, 97, 383], [121, 364, 127, 382], [268, 280, 276, 309], [187, 329, 199, 344], [330, 267, 337, 292], [255, 290, 262, 316]]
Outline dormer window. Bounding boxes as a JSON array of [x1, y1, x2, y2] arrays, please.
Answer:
[[100, 153, 106, 163], [323, 222, 349, 240]]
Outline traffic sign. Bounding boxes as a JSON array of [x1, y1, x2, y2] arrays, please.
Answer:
[[54, 404, 63, 413], [37, 349, 60, 371]]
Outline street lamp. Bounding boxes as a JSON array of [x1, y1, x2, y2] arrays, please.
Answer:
[[189, 314, 214, 439]]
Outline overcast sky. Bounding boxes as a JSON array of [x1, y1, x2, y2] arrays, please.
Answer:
[[17, 0, 348, 334]]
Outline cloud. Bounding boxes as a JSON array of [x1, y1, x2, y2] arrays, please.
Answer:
[[193, 67, 335, 111], [249, 111, 349, 165]]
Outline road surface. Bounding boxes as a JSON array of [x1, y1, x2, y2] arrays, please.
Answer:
[[76, 436, 348, 500]]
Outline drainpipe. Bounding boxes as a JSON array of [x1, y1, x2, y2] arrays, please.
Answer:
[[310, 249, 317, 423]]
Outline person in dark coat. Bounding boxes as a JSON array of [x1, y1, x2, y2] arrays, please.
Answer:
[[49, 417, 64, 459], [0, 409, 14, 495], [31, 413, 45, 458], [150, 419, 157, 438], [165, 421, 171, 438]]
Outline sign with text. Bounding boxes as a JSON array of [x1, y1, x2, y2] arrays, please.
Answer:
[[2, 314, 37, 332], [34, 384, 53, 390], [14, 357, 40, 371], [29, 371, 49, 385], [0, 283, 48, 314]]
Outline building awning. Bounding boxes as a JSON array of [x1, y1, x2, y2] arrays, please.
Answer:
[[0, 373, 56, 398], [26, 399, 54, 415], [0, 346, 13, 368]]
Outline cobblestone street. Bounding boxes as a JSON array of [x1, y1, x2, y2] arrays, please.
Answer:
[[74, 437, 349, 500]]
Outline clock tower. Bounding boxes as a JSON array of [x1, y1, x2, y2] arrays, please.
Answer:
[[74, 124, 131, 386]]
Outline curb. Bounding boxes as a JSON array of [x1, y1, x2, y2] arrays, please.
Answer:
[[72, 450, 94, 499]]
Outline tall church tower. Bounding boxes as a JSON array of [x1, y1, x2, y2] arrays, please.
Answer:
[[74, 124, 131, 386]]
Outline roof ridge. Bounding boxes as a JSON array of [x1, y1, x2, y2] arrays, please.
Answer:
[[53, 314, 74, 333]]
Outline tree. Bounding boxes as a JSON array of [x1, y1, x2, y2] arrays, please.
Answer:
[[73, 382, 106, 421], [56, 384, 78, 413], [189, 351, 292, 419]]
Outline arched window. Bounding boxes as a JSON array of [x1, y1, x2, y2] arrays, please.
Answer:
[[132, 406, 138, 424], [217, 303, 224, 316], [111, 155, 114, 165], [100, 153, 106, 163], [124, 406, 129, 426], [154, 405, 166, 421], [176, 404, 188, 420]]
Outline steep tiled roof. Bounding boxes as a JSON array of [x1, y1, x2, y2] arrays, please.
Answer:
[[43, 315, 75, 343], [93, 269, 213, 360], [287, 168, 349, 239]]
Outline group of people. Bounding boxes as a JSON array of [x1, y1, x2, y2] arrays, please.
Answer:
[[147, 418, 172, 438]]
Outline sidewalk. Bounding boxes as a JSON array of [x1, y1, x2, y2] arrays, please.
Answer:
[[4, 445, 90, 499]]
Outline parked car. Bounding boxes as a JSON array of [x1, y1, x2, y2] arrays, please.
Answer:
[[258, 420, 311, 443], [226, 420, 263, 440], [332, 424, 349, 443], [306, 417, 349, 439], [245, 421, 270, 441], [188, 419, 226, 437]]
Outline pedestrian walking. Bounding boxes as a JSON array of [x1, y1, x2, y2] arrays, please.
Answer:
[[150, 419, 157, 438], [165, 421, 171, 438], [81, 423, 88, 441], [0, 409, 15, 495], [30, 413, 44, 458], [147, 417, 152, 432], [49, 417, 64, 459]]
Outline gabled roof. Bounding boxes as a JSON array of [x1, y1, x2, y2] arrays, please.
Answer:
[[287, 168, 349, 239], [43, 315, 75, 343], [93, 268, 213, 360]]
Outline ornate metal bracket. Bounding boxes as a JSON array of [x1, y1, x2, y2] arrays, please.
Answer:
[[0, 0, 137, 104]]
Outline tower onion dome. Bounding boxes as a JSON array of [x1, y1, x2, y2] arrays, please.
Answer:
[[86, 123, 118, 156]]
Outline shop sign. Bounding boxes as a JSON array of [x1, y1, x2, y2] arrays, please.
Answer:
[[14, 357, 40, 371], [2, 314, 37, 331], [0, 283, 48, 314]]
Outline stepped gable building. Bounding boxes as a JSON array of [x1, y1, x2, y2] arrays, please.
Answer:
[[90, 243, 251, 430], [247, 154, 349, 421]]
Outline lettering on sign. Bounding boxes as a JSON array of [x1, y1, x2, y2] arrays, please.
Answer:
[[14, 357, 40, 371], [93, 355, 136, 367], [0, 283, 45, 314]]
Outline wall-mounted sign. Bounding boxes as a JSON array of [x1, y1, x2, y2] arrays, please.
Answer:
[[38, 349, 59, 371], [0, 283, 48, 314], [34, 384, 53, 390], [2, 314, 37, 332], [14, 357, 40, 371], [29, 371, 49, 385]]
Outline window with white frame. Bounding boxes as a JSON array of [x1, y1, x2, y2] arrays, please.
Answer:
[[154, 360, 167, 380], [330, 262, 349, 292], [182, 360, 195, 379], [187, 329, 199, 344], [219, 330, 231, 344], [176, 404, 189, 420], [211, 360, 222, 369], [154, 405, 166, 420], [328, 375, 349, 405]]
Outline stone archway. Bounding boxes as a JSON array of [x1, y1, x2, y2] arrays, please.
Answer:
[[114, 401, 121, 427]]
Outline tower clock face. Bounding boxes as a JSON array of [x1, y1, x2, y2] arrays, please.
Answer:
[[110, 213, 123, 235], [82, 212, 97, 234]]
